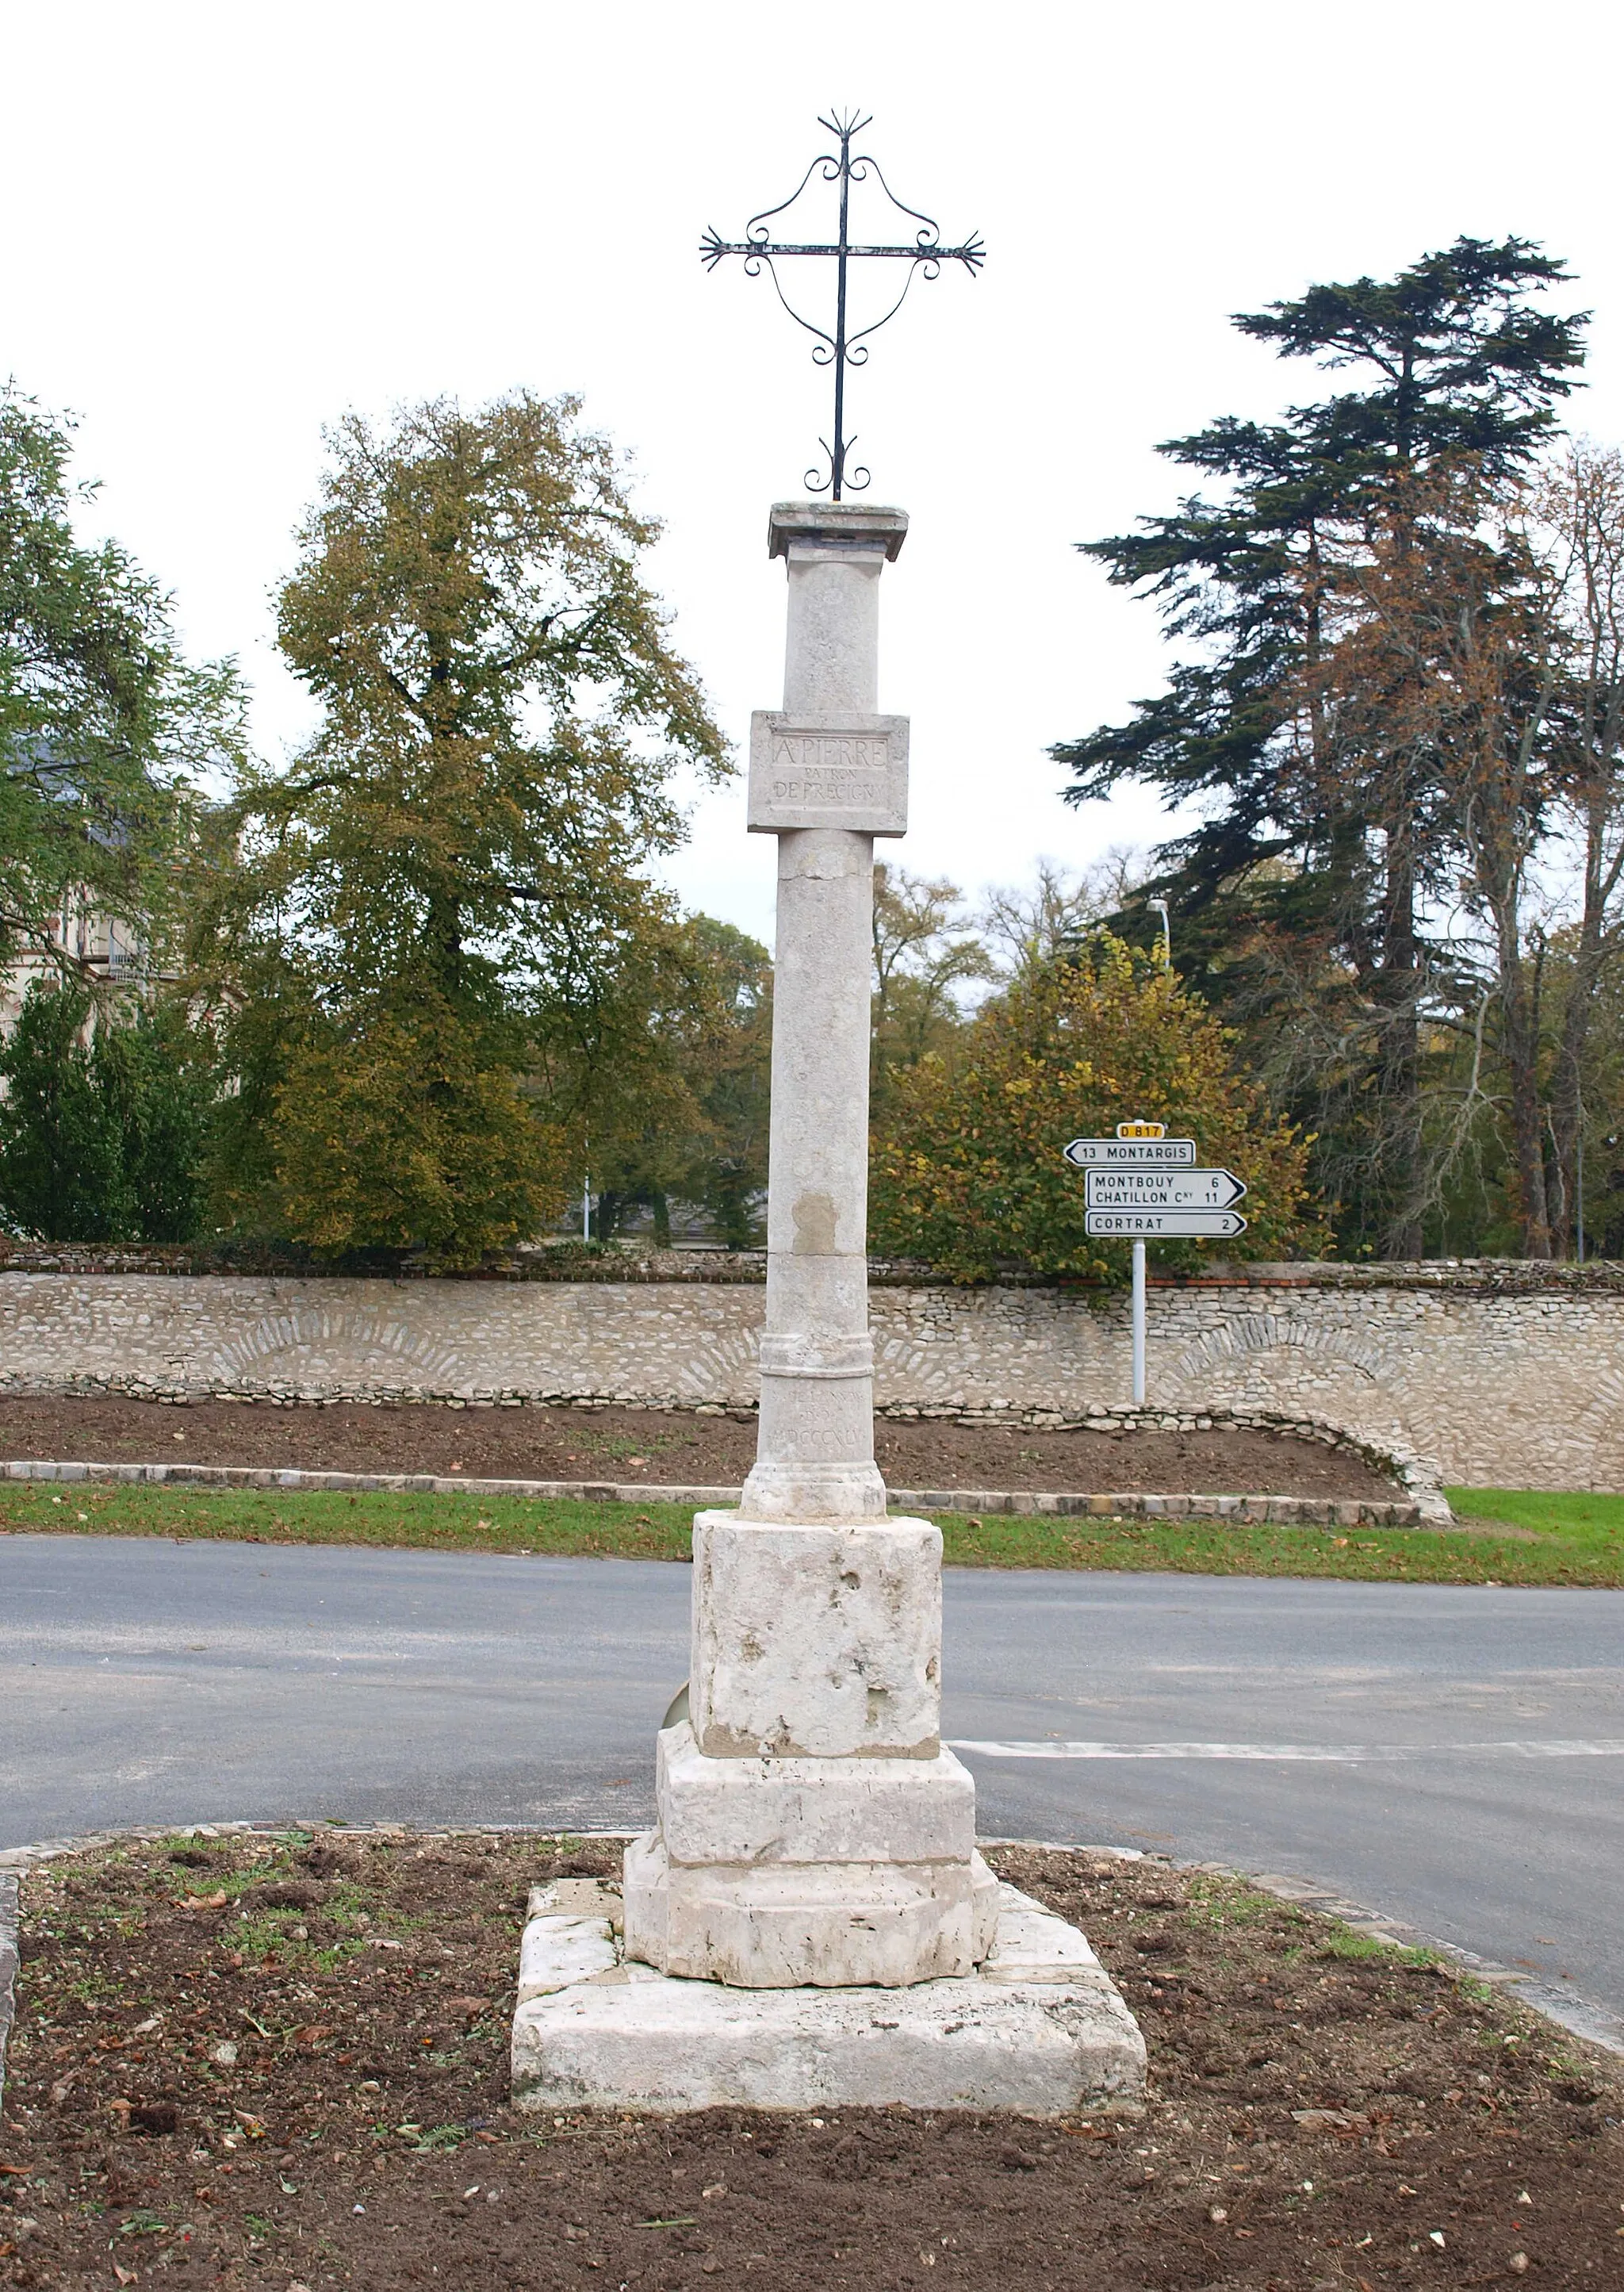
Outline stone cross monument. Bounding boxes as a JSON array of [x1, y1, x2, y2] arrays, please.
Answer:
[[508, 110, 1142, 2112]]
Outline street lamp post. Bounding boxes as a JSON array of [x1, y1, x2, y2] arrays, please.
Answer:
[[1148, 896, 1170, 968]]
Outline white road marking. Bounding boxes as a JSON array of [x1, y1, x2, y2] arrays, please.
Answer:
[[948, 1738, 1624, 1761]]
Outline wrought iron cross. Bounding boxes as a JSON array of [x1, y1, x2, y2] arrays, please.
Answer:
[[701, 109, 983, 500]]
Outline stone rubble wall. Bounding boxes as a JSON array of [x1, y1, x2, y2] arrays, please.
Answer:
[[0, 1263, 1618, 1491]]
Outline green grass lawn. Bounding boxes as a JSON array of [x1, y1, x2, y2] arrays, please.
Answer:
[[1446, 1484, 1624, 1539], [3, 1478, 1622, 1585]]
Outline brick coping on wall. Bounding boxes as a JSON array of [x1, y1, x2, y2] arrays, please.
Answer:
[[3, 1244, 1624, 1295]]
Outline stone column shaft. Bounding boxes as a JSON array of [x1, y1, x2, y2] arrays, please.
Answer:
[[620, 501, 1000, 1991], [741, 513, 904, 1524]]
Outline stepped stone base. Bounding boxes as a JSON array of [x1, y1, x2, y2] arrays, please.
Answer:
[[511, 1876, 1146, 2116], [652, 1723, 979, 1866], [623, 1725, 998, 1988], [623, 1830, 1001, 1989]]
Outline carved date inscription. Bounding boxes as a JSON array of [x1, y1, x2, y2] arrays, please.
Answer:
[[748, 712, 910, 836]]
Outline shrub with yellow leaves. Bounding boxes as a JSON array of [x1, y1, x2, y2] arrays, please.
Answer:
[[868, 934, 1327, 1283]]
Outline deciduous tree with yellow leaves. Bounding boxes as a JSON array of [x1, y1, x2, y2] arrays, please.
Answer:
[[193, 392, 726, 1265], [868, 934, 1324, 1282]]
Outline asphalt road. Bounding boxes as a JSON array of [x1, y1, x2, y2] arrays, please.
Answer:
[[3, 1534, 1621, 2032]]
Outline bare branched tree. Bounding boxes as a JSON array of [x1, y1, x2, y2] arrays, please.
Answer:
[[975, 849, 1150, 983], [870, 864, 992, 1116], [1533, 443, 1624, 1250]]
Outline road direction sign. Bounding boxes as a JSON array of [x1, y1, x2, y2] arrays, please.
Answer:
[[1084, 1207, 1248, 1238], [1062, 1122, 1249, 1398], [1084, 1168, 1246, 1210], [1063, 1136, 1196, 1167]]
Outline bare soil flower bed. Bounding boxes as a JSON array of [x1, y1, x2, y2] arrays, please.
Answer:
[[2, 1832, 1618, 2287], [0, 1398, 1400, 1499]]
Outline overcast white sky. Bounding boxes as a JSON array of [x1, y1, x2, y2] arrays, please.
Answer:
[[6, 0, 1623, 947]]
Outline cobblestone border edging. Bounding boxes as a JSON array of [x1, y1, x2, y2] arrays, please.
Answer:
[[1040, 1849, 1624, 2063], [0, 1457, 1430, 1528], [1, 1823, 1614, 2095], [0, 1389, 1450, 1517], [0, 1872, 17, 2119]]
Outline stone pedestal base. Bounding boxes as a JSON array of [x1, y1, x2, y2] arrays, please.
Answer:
[[690, 1513, 943, 1759], [511, 1877, 1146, 2117]]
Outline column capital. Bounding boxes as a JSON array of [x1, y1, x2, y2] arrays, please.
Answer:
[[768, 500, 909, 562]]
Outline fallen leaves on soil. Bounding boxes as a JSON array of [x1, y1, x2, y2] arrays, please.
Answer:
[[0, 1833, 1618, 2286]]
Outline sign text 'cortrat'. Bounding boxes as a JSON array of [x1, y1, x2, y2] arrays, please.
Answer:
[[1083, 1207, 1249, 1238]]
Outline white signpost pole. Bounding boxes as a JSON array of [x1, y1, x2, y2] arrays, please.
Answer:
[[1132, 1240, 1147, 1406]]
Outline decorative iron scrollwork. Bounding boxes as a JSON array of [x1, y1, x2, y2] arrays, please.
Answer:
[[701, 109, 983, 501]]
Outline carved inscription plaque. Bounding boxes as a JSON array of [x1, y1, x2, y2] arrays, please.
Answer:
[[747, 712, 910, 835]]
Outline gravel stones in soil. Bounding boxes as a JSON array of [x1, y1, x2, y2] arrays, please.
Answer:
[[2, 1833, 1618, 2287], [0, 1397, 1400, 1498]]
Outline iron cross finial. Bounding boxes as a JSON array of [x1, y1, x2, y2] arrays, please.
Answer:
[[701, 109, 984, 500]]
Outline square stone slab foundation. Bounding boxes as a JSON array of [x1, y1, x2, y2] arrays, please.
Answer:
[[510, 1876, 1146, 2116]]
